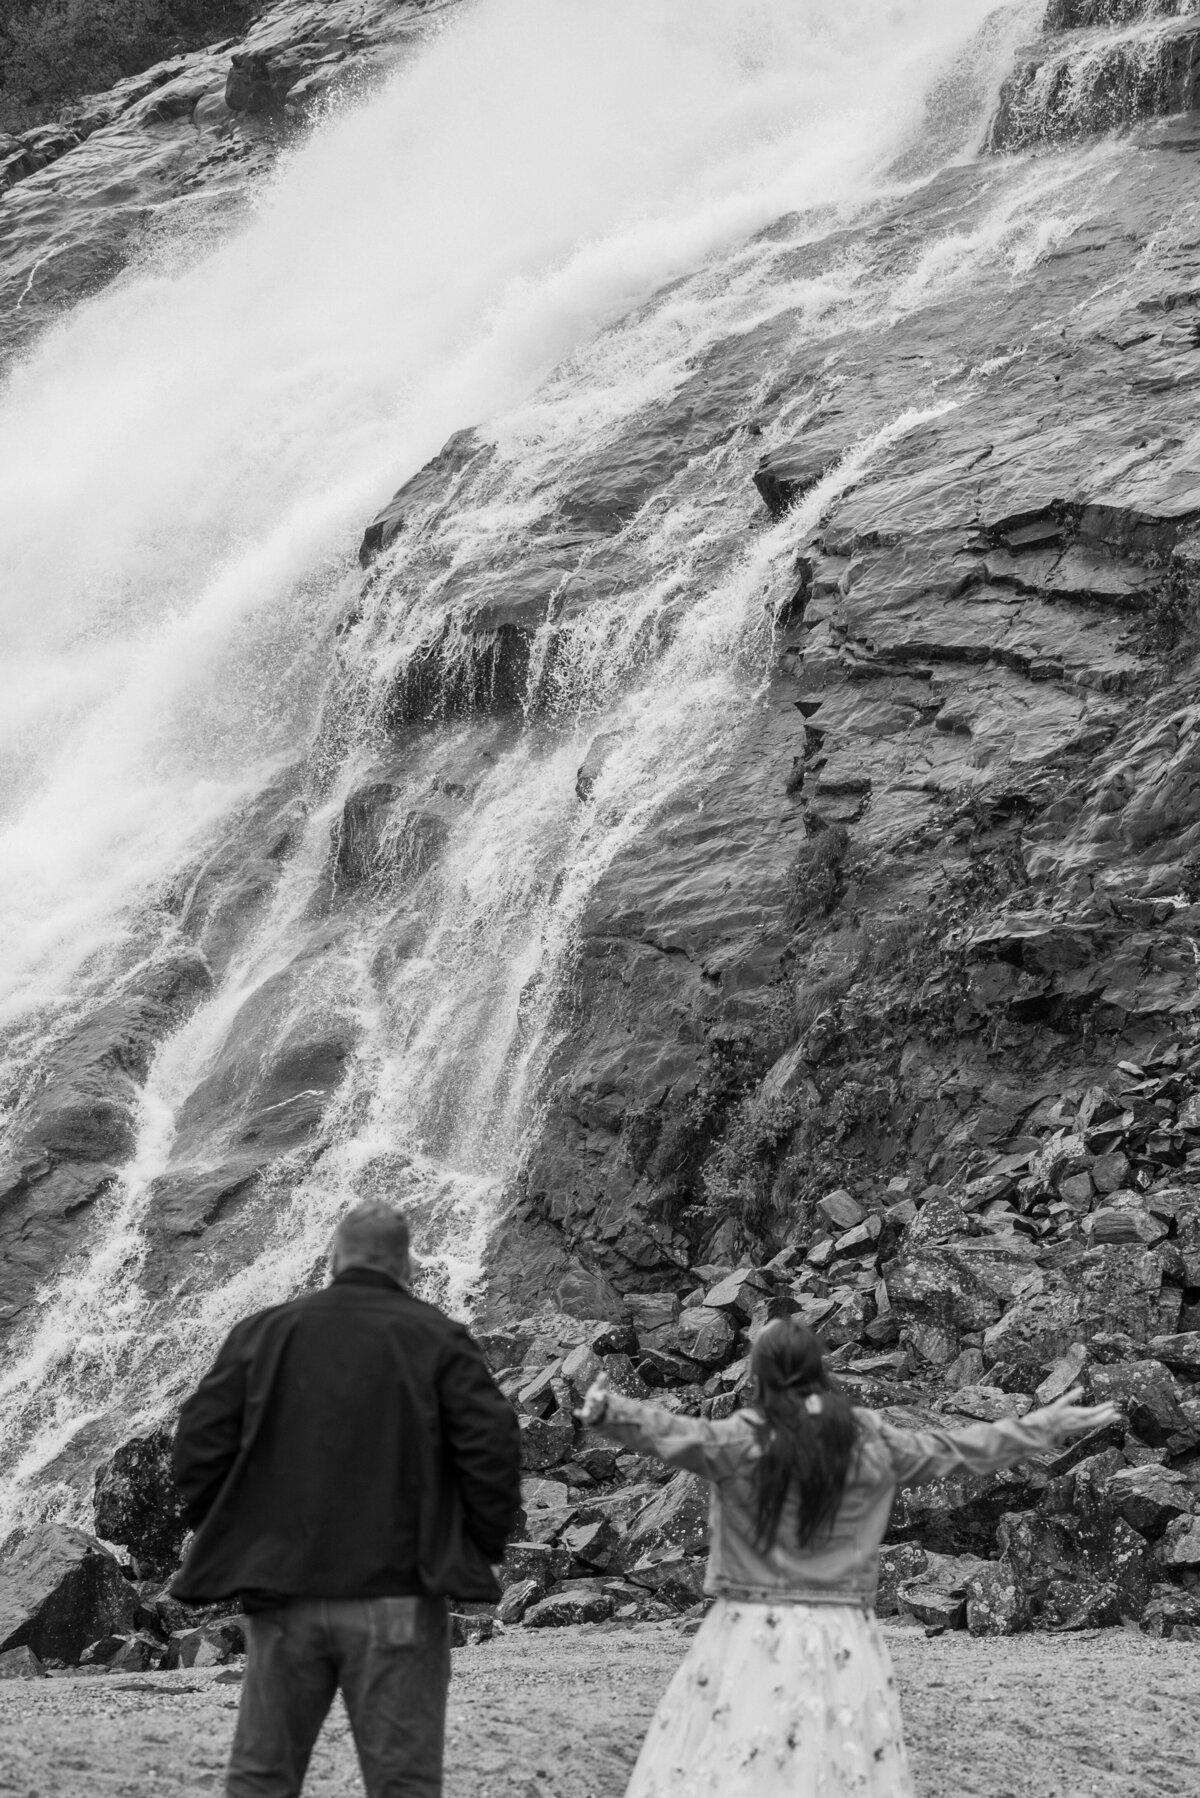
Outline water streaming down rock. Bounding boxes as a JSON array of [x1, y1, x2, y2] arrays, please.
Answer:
[[4, 0, 1200, 1563], [990, 0, 1200, 146], [0, 0, 1056, 1543]]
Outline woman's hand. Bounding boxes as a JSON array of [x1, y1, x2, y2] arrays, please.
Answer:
[[577, 1371, 611, 1428], [1033, 1387, 1121, 1441]]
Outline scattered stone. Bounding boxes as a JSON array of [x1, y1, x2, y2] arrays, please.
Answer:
[[450, 1612, 494, 1647], [523, 1590, 617, 1628]]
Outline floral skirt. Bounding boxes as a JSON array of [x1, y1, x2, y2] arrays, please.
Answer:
[[625, 1599, 914, 1798]]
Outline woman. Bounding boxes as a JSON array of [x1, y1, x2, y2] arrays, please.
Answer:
[[580, 1318, 1119, 1798]]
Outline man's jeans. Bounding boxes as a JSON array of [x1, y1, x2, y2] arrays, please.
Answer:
[[226, 1596, 450, 1798]]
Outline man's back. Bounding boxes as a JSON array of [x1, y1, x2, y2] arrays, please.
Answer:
[[172, 1267, 521, 1606]]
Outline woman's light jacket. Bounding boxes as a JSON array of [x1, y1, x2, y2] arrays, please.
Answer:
[[597, 1390, 1066, 1608]]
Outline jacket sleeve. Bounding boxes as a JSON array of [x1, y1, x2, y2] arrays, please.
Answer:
[[172, 1321, 251, 1528], [437, 1326, 522, 1562], [592, 1390, 753, 1481], [876, 1407, 1068, 1488]]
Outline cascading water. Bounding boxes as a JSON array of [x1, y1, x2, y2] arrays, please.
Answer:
[[0, 0, 1089, 1542]]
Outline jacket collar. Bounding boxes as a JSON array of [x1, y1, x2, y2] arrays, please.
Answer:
[[331, 1266, 409, 1294]]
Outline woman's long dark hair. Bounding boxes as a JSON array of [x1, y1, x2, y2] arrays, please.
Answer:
[[749, 1319, 859, 1552]]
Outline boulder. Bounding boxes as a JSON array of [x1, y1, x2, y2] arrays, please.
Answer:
[[1040, 1580, 1124, 1631], [560, 1516, 623, 1573], [669, 1308, 737, 1366], [1141, 1587, 1200, 1640], [498, 1541, 571, 1593], [0, 1526, 144, 1664], [623, 1473, 709, 1565], [1149, 1332, 1200, 1379], [517, 1481, 575, 1545], [519, 1413, 574, 1472], [164, 1616, 245, 1670], [818, 1191, 865, 1233], [626, 1293, 682, 1347], [93, 1428, 187, 1575], [559, 1344, 604, 1402], [1089, 1361, 1194, 1448], [496, 1579, 541, 1625], [1103, 1464, 1192, 1538], [964, 1562, 1029, 1636], [626, 1556, 708, 1610], [450, 1612, 494, 1647], [942, 1386, 1033, 1423], [876, 1543, 930, 1616], [107, 1632, 166, 1673], [1157, 1515, 1200, 1572], [0, 1645, 43, 1679], [523, 1590, 617, 1628], [982, 1249, 1161, 1370]]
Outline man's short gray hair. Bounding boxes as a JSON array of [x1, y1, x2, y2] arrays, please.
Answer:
[[333, 1202, 412, 1276]]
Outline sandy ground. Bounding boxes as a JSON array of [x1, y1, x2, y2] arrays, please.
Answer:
[[0, 1621, 1196, 1798]]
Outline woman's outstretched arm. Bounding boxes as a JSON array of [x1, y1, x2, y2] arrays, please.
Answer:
[[877, 1389, 1121, 1488], [579, 1371, 751, 1481]]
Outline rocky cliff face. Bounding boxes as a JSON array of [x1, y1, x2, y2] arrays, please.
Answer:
[[5, 0, 1200, 1645]]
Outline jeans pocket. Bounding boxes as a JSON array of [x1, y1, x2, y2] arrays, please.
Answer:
[[368, 1596, 422, 1649]]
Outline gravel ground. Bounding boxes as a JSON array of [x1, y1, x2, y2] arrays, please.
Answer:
[[0, 1621, 1196, 1798]]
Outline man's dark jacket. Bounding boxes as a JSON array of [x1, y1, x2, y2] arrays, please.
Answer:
[[170, 1269, 521, 1605]]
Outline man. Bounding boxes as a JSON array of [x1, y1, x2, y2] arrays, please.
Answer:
[[171, 1202, 521, 1798]]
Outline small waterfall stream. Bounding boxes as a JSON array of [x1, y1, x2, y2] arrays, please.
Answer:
[[0, 0, 1133, 1541]]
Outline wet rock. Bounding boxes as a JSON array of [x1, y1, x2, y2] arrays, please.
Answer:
[[523, 1590, 617, 1628], [0, 1526, 144, 1665], [224, 52, 293, 119], [93, 1428, 187, 1576], [0, 954, 212, 1334]]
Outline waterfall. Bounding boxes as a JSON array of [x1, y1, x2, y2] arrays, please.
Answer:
[[0, 0, 1057, 1541]]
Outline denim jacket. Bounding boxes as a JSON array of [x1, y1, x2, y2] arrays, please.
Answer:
[[597, 1391, 1065, 1608]]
